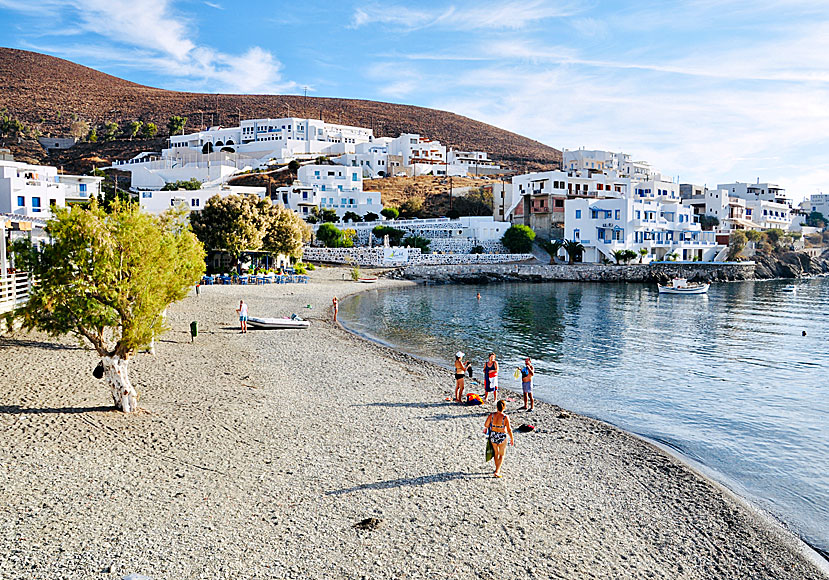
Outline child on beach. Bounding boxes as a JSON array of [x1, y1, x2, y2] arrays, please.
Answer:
[[483, 400, 514, 477], [236, 300, 248, 333], [454, 352, 470, 403], [519, 357, 534, 411], [483, 352, 498, 403]]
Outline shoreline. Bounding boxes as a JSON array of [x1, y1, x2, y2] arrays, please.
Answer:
[[0, 266, 826, 579], [338, 288, 829, 571]]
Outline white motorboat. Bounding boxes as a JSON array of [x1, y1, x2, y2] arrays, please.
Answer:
[[357, 277, 378, 283], [658, 278, 709, 295], [247, 316, 310, 330]]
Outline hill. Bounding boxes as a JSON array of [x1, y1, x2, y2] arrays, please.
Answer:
[[0, 48, 561, 172]]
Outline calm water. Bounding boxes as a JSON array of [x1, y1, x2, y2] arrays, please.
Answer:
[[340, 279, 829, 556]]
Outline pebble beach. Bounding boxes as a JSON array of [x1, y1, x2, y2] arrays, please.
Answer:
[[0, 267, 827, 580]]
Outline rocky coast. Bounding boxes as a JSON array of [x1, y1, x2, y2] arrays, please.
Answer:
[[0, 267, 827, 579]]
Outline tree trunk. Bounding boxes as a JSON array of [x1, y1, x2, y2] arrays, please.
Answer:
[[102, 355, 138, 413]]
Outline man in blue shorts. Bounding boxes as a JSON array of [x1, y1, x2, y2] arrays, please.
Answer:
[[520, 357, 534, 411]]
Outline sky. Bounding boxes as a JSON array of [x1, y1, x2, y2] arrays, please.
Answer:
[[1, 0, 828, 202]]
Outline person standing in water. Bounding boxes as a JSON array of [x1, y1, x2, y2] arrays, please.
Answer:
[[454, 352, 470, 403], [483, 400, 514, 477], [483, 352, 499, 403], [236, 300, 248, 333], [519, 357, 534, 411]]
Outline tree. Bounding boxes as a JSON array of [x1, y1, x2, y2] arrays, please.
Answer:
[[263, 204, 311, 259], [8, 201, 204, 412], [639, 248, 648, 263], [141, 122, 158, 139], [319, 208, 339, 223], [288, 160, 300, 176], [69, 119, 89, 140], [161, 178, 202, 191], [190, 194, 270, 261], [447, 209, 461, 219], [453, 187, 493, 216], [125, 120, 143, 140], [87, 126, 98, 143], [765, 228, 786, 248], [102, 122, 120, 142], [698, 214, 720, 231], [372, 225, 406, 246], [363, 212, 379, 222], [342, 228, 358, 247], [501, 225, 536, 253], [404, 235, 431, 253], [806, 211, 826, 228], [343, 211, 363, 223], [611, 249, 626, 265], [399, 198, 423, 218], [381, 207, 399, 220], [202, 142, 214, 154], [167, 115, 187, 136], [727, 230, 747, 260], [745, 229, 763, 242], [563, 240, 585, 264], [540, 239, 564, 264], [316, 223, 349, 248], [0, 111, 24, 139], [621, 249, 638, 264]]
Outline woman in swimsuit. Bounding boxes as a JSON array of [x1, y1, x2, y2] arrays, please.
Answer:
[[483, 400, 514, 477], [454, 352, 470, 403], [483, 352, 499, 403]]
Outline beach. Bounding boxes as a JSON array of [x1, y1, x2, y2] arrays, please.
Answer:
[[0, 267, 826, 580]]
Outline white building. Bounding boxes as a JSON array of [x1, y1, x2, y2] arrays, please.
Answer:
[[804, 193, 829, 217], [275, 164, 382, 219], [564, 196, 722, 263], [563, 149, 654, 180], [0, 160, 102, 218], [446, 149, 501, 176], [138, 185, 266, 215], [681, 187, 754, 231], [716, 181, 794, 230]]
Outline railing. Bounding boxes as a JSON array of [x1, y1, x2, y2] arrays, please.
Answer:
[[0, 273, 35, 315]]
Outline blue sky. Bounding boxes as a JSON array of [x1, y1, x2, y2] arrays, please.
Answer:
[[1, 0, 828, 201]]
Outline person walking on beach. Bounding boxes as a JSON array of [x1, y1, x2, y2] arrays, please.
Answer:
[[483, 352, 499, 403], [236, 300, 248, 333], [454, 352, 470, 403], [484, 400, 514, 477], [519, 357, 535, 411], [332, 296, 339, 323]]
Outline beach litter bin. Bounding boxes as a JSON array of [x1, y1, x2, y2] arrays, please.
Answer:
[[190, 320, 198, 343]]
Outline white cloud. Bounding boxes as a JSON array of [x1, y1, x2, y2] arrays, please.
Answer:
[[3, 0, 294, 93]]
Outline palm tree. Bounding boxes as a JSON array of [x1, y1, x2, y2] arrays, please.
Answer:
[[540, 239, 565, 264], [563, 240, 585, 265], [639, 248, 648, 263], [611, 249, 625, 265]]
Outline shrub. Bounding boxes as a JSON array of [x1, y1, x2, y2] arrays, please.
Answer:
[[364, 212, 379, 222], [381, 207, 399, 220], [470, 245, 484, 254], [372, 225, 406, 246], [728, 230, 747, 260], [404, 235, 431, 253], [501, 225, 536, 253], [317, 223, 347, 248]]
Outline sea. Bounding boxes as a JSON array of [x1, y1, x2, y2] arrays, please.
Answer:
[[339, 278, 829, 558]]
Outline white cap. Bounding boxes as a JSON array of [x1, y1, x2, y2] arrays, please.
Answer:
[[456, 351, 464, 359]]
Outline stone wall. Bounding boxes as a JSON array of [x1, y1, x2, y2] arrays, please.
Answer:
[[394, 262, 758, 283], [302, 247, 534, 267]]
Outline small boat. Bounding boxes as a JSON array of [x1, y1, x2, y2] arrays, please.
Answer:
[[658, 278, 709, 295], [357, 277, 378, 283], [247, 316, 310, 330]]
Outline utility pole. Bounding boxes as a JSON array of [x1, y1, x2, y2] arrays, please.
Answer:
[[303, 86, 309, 119], [449, 175, 453, 211], [236, 107, 241, 127]]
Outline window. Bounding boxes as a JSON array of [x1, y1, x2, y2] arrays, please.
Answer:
[[575, 209, 582, 219], [366, 198, 372, 205], [349, 198, 355, 205], [614, 209, 620, 220], [321, 185, 326, 191], [17, 195, 24, 207], [142, 192, 152, 199], [352, 173, 359, 181], [191, 198, 200, 207], [79, 184, 87, 193], [302, 192, 308, 200], [574, 229, 580, 240], [32, 197, 41, 211], [591, 209, 599, 219], [635, 210, 641, 219], [340, 198, 347, 206]]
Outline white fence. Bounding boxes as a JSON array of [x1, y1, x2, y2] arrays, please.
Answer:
[[302, 247, 534, 267], [0, 273, 34, 315]]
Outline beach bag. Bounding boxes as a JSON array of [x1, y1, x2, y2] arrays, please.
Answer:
[[517, 424, 536, 433], [466, 393, 483, 406], [93, 361, 104, 379], [513, 368, 521, 380], [467, 366, 474, 378], [485, 437, 494, 462]]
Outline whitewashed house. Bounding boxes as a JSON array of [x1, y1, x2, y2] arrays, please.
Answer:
[[275, 164, 382, 219], [563, 149, 654, 180], [564, 196, 721, 263], [446, 149, 502, 175], [138, 185, 266, 215], [717, 181, 793, 230], [0, 159, 102, 218]]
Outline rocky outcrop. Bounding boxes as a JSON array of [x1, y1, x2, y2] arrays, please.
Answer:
[[753, 251, 829, 279]]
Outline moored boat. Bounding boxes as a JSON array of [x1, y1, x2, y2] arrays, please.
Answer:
[[357, 277, 378, 283], [657, 278, 709, 294], [247, 316, 310, 329]]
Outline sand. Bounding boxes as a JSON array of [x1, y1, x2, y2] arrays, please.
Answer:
[[0, 267, 826, 580]]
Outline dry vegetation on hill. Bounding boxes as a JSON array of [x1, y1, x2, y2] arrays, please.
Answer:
[[0, 48, 561, 173]]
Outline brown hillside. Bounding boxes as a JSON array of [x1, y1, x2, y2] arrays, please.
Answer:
[[0, 48, 560, 171]]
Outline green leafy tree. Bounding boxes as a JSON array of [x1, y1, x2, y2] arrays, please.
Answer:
[[125, 120, 143, 140], [161, 178, 202, 191], [698, 214, 720, 231], [102, 122, 120, 142], [69, 119, 89, 140], [399, 198, 423, 218], [0, 111, 25, 139], [611, 249, 626, 265], [381, 207, 399, 220], [765, 228, 786, 248], [447, 209, 461, 219], [404, 234, 431, 253], [87, 126, 98, 143], [342, 228, 357, 248], [563, 240, 585, 264], [806, 211, 826, 228], [262, 204, 312, 259], [727, 230, 748, 260], [639, 248, 648, 263], [622, 249, 638, 264], [363, 212, 379, 222], [453, 187, 493, 216], [8, 201, 204, 412], [167, 115, 187, 136], [288, 160, 300, 176], [540, 239, 564, 264], [319, 208, 339, 223], [372, 225, 406, 246], [343, 211, 363, 223], [745, 229, 763, 242], [316, 223, 348, 248], [141, 122, 158, 139], [190, 194, 270, 262], [501, 225, 536, 253]]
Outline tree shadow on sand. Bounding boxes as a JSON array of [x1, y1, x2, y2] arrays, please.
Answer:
[[326, 471, 488, 495], [0, 338, 83, 351], [357, 401, 453, 409], [0, 404, 114, 415]]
